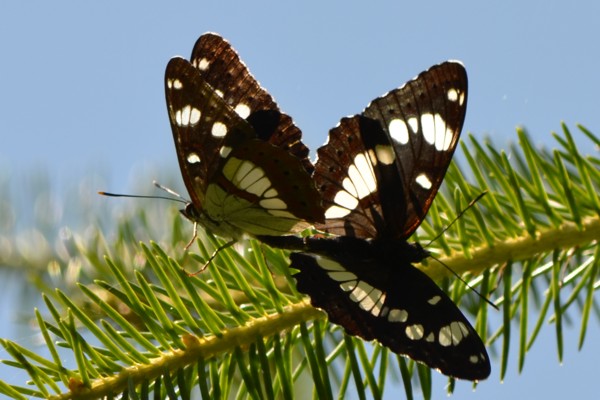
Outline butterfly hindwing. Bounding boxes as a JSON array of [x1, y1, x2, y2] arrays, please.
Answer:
[[209, 138, 326, 235], [289, 239, 490, 381], [256, 233, 491, 380], [165, 34, 323, 239]]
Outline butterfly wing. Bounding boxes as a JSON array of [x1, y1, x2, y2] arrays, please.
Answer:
[[165, 35, 324, 238], [205, 137, 325, 236], [165, 57, 250, 210], [290, 243, 490, 381], [189, 33, 313, 174], [282, 62, 489, 380], [316, 62, 467, 239], [314, 116, 393, 238]]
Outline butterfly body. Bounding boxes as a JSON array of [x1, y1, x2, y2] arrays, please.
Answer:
[[165, 34, 324, 240], [260, 61, 491, 380]]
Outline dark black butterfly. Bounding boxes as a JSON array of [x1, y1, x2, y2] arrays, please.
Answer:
[[165, 33, 324, 242], [260, 62, 491, 380]]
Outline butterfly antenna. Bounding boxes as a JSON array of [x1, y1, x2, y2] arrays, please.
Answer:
[[153, 180, 188, 200], [98, 181, 190, 205], [428, 253, 498, 310], [423, 192, 496, 309], [424, 191, 487, 248]]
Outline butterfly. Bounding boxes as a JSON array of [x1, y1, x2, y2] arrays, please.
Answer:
[[259, 61, 491, 380], [164, 33, 324, 244]]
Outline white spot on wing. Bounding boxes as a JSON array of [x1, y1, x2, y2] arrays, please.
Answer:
[[197, 58, 210, 71], [237, 165, 264, 190], [348, 283, 385, 315], [342, 177, 358, 197], [349, 282, 372, 303], [167, 78, 183, 90], [442, 126, 454, 151], [433, 113, 449, 151], [317, 257, 346, 272], [421, 113, 452, 151], [405, 324, 425, 340], [469, 355, 480, 364], [439, 326, 451, 346], [328, 271, 358, 282], [324, 205, 352, 219], [425, 333, 435, 342], [359, 288, 384, 314], [415, 173, 432, 190], [331, 191, 358, 212], [407, 117, 418, 133], [421, 113, 435, 145], [263, 188, 278, 198], [447, 88, 459, 102], [219, 146, 232, 158], [439, 321, 469, 346], [234, 103, 251, 119], [389, 119, 409, 144], [230, 160, 253, 183], [388, 308, 408, 322], [175, 105, 201, 127], [325, 151, 378, 218], [189, 107, 201, 125], [367, 149, 378, 166], [340, 280, 357, 292], [259, 198, 287, 210], [350, 153, 377, 198], [246, 177, 272, 197], [358, 289, 379, 312], [211, 122, 228, 137], [427, 295, 442, 305], [372, 292, 386, 316], [374, 145, 395, 165], [187, 153, 201, 164]]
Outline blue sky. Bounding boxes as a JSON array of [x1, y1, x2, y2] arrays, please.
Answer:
[[1, 1, 599, 398]]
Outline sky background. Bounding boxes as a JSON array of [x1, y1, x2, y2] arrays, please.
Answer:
[[1, 1, 600, 398]]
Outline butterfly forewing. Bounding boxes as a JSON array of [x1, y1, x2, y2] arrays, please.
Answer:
[[190, 33, 278, 112], [190, 33, 313, 174], [316, 62, 467, 239], [166, 57, 250, 207], [362, 61, 467, 238]]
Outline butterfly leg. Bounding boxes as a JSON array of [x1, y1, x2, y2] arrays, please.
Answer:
[[187, 239, 237, 276], [183, 222, 199, 251]]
